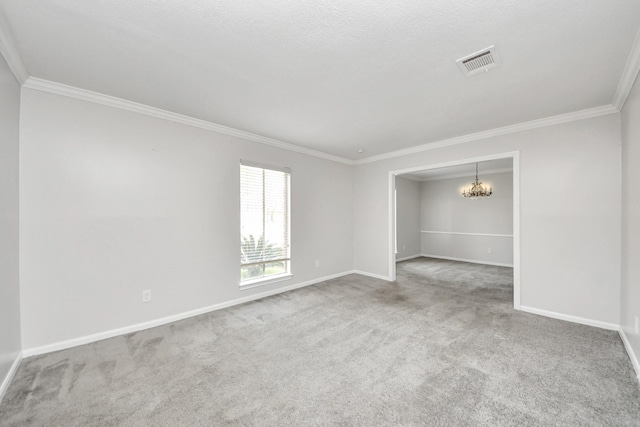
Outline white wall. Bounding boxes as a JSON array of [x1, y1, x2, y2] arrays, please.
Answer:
[[621, 72, 640, 370], [394, 176, 421, 260], [420, 171, 513, 266], [19, 88, 354, 350], [354, 114, 621, 325], [0, 54, 21, 390]]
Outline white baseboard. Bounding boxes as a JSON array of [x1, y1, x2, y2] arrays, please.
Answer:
[[0, 352, 23, 404], [518, 305, 619, 331], [420, 254, 513, 268], [395, 254, 422, 262], [619, 328, 640, 383], [352, 270, 393, 282], [22, 271, 354, 357]]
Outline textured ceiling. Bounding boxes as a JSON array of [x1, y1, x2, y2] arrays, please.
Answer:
[[2, 0, 640, 160]]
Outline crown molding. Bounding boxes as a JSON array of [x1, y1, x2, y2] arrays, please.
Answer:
[[355, 104, 619, 165], [22, 77, 354, 165], [408, 166, 513, 182], [19, 80, 622, 169], [19, 77, 621, 168], [0, 10, 28, 84], [21, 76, 620, 168], [613, 25, 640, 110]]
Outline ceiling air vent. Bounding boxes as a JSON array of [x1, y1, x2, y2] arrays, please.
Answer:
[[456, 45, 500, 77]]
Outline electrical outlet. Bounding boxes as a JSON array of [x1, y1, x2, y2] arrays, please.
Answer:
[[315, 259, 320, 268], [487, 247, 493, 254], [635, 316, 639, 335], [142, 290, 151, 303]]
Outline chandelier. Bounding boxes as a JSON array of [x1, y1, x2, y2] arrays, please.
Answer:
[[462, 163, 492, 199]]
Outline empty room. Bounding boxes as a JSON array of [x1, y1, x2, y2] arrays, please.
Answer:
[[1, 1, 640, 425]]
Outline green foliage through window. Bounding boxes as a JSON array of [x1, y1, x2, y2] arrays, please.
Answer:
[[240, 235, 286, 280]]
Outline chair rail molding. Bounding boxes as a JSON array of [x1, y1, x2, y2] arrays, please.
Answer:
[[421, 230, 513, 238]]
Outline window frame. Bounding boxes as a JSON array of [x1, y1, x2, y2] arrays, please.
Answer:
[[239, 160, 292, 288]]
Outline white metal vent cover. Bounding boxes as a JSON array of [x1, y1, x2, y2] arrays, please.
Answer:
[[456, 46, 501, 77]]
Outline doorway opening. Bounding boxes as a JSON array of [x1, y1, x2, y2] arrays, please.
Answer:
[[388, 152, 520, 309]]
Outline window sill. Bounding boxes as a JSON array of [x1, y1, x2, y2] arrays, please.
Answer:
[[239, 273, 293, 290]]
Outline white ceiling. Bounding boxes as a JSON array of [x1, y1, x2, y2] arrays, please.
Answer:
[[400, 158, 513, 181], [1, 0, 640, 160]]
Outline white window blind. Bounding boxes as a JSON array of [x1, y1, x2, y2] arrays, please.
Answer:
[[240, 162, 291, 283]]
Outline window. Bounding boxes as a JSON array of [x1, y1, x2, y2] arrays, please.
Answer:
[[240, 161, 291, 285]]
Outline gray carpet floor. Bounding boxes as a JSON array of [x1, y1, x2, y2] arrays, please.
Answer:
[[1, 257, 639, 426]]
